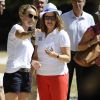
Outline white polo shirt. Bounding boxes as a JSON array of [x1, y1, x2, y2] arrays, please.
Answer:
[[35, 28, 70, 75], [6, 24, 34, 73], [61, 10, 95, 51]]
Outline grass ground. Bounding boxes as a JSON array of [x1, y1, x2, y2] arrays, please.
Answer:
[[70, 72, 78, 99], [0, 51, 7, 57], [0, 51, 78, 100], [0, 51, 7, 72]]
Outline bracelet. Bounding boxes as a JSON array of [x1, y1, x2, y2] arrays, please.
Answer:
[[57, 54, 59, 58]]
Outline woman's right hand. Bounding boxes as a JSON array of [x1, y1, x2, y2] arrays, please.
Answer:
[[31, 60, 41, 70]]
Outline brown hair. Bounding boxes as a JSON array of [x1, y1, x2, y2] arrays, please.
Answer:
[[41, 11, 64, 33]]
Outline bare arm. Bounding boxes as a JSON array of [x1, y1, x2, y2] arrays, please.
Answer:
[[78, 34, 100, 51], [58, 47, 71, 62], [15, 29, 35, 40], [31, 45, 41, 70], [32, 45, 38, 60], [77, 27, 97, 51]]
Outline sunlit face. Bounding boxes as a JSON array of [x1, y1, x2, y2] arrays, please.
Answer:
[[71, 0, 85, 14], [21, 8, 38, 27], [44, 12, 56, 32], [0, 0, 5, 15], [35, 0, 47, 12]]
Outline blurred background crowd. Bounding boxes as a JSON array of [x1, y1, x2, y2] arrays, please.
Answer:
[[0, 0, 100, 51]]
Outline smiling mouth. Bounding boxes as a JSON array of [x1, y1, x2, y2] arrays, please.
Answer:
[[47, 23, 52, 25]]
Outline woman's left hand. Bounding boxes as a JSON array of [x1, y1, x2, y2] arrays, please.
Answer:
[[45, 48, 57, 58]]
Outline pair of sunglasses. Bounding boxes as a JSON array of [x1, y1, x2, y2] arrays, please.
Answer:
[[28, 14, 38, 20], [44, 16, 56, 21]]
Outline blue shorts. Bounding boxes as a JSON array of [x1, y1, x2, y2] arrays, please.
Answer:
[[3, 70, 32, 93]]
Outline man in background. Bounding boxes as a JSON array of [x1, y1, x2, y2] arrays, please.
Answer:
[[32, 0, 48, 28], [61, 0, 95, 99], [0, 0, 5, 15], [33, 0, 48, 13]]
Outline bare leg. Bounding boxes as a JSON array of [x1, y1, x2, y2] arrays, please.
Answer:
[[0, 87, 5, 100], [5, 93, 18, 100], [29, 71, 37, 100], [19, 92, 30, 100], [5, 92, 30, 100]]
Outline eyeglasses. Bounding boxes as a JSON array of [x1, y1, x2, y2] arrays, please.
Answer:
[[44, 16, 56, 21], [28, 14, 38, 20]]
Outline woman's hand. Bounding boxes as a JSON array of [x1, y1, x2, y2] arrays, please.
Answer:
[[31, 60, 41, 70], [45, 48, 58, 58], [45, 47, 71, 62]]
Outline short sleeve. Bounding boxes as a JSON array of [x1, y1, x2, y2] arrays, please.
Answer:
[[8, 24, 24, 39], [59, 30, 70, 47]]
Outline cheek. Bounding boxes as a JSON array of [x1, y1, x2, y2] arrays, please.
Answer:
[[22, 16, 28, 22], [44, 20, 47, 25], [52, 21, 56, 26], [21, 18, 29, 25]]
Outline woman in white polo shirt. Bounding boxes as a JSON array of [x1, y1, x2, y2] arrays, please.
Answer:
[[3, 4, 38, 100], [32, 3, 71, 100]]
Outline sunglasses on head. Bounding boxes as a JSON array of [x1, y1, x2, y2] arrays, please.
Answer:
[[28, 14, 38, 20], [44, 16, 56, 21]]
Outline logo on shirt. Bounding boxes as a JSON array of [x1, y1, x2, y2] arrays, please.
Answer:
[[38, 37, 42, 41]]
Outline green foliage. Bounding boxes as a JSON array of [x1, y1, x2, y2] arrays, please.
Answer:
[[5, 0, 32, 10], [5, 0, 70, 10], [49, 0, 70, 6]]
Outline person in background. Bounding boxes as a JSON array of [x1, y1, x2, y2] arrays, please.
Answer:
[[33, 0, 48, 13], [77, 4, 100, 100], [31, 3, 71, 100], [32, 0, 48, 28], [3, 4, 38, 100], [0, 0, 5, 15], [61, 0, 95, 99]]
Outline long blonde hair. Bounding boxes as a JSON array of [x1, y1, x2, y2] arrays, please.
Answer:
[[19, 4, 38, 18]]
